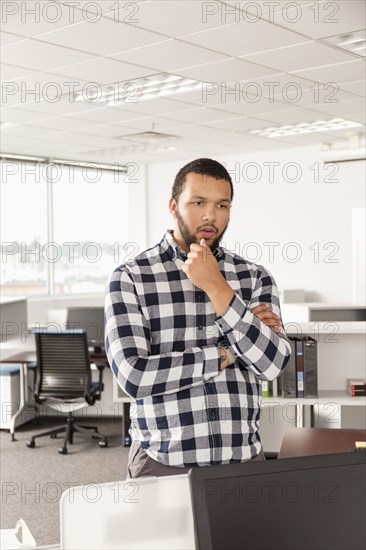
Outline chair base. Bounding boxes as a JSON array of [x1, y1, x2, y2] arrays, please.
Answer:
[[26, 413, 108, 454]]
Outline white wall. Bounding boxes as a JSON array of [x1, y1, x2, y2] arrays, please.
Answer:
[[146, 146, 365, 303]]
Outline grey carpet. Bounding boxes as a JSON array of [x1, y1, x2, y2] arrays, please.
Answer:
[[0, 416, 130, 546]]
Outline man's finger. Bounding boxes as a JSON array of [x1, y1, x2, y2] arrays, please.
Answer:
[[251, 304, 269, 312]]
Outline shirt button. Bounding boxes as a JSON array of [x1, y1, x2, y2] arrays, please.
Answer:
[[198, 326, 202, 330]]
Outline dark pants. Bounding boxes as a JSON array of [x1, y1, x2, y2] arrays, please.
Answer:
[[126, 442, 266, 479]]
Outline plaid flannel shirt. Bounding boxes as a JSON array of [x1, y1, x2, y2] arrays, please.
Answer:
[[105, 230, 291, 467]]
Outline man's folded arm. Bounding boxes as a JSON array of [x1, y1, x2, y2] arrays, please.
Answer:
[[216, 266, 292, 381], [105, 269, 222, 399]]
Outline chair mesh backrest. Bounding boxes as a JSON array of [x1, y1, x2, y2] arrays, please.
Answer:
[[35, 331, 90, 399]]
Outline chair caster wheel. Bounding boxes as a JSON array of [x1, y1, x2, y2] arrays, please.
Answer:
[[26, 440, 35, 448], [50, 434, 58, 439], [58, 447, 68, 454], [99, 439, 108, 448]]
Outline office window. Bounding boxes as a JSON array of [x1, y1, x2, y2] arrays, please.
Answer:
[[0, 161, 48, 296], [1, 161, 130, 296], [52, 165, 130, 293]]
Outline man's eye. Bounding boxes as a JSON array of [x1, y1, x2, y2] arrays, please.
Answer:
[[218, 204, 228, 208], [193, 202, 203, 206]]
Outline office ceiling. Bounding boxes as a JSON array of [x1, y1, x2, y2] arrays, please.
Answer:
[[1, 0, 365, 164]]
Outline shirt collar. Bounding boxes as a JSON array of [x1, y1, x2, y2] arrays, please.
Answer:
[[161, 230, 224, 261]]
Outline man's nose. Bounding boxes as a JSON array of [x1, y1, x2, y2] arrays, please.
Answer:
[[203, 206, 216, 221]]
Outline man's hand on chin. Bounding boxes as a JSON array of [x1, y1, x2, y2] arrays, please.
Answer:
[[181, 238, 221, 292], [182, 239, 234, 316]]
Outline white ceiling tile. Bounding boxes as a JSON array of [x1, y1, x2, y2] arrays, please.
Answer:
[[108, 96, 204, 115], [207, 97, 302, 117], [222, 1, 316, 14], [118, 116, 190, 131], [64, 107, 149, 124], [69, 123, 148, 138], [3, 96, 117, 117], [202, 115, 276, 132], [0, 32, 27, 46], [161, 108, 239, 124], [0, 71, 92, 108], [48, 57, 154, 85], [181, 17, 309, 57], [310, 98, 366, 118], [117, 0, 233, 37], [1, 124, 62, 138], [242, 42, 356, 72], [1, 39, 95, 72], [1, 1, 364, 159], [1, 106, 57, 123], [176, 58, 280, 83], [340, 80, 365, 97], [261, 1, 366, 40], [292, 59, 365, 84], [111, 39, 227, 71], [1, 63, 38, 81], [253, 108, 350, 125], [1, 0, 86, 37], [25, 116, 104, 132], [37, 17, 166, 56]]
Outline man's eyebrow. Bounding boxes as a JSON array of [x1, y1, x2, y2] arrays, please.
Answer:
[[190, 195, 231, 202]]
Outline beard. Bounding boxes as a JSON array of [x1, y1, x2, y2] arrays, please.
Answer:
[[175, 208, 228, 252]]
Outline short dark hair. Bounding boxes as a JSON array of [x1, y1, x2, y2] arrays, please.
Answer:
[[171, 158, 234, 202]]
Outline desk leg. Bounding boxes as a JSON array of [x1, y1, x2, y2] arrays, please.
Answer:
[[10, 363, 26, 441], [122, 402, 131, 447]]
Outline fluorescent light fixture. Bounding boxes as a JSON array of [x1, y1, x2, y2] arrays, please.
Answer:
[[52, 159, 128, 171], [0, 153, 46, 162], [249, 118, 363, 138], [324, 31, 366, 57], [320, 147, 366, 163], [73, 74, 206, 105], [0, 153, 127, 171]]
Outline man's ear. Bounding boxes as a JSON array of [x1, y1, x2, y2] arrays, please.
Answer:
[[169, 197, 177, 218]]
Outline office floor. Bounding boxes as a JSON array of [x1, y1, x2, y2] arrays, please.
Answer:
[[0, 417, 129, 546]]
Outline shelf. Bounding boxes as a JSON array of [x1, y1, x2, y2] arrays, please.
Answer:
[[285, 321, 366, 334], [262, 391, 366, 407]]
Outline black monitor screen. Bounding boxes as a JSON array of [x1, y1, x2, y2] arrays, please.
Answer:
[[66, 307, 105, 351], [189, 452, 366, 550]]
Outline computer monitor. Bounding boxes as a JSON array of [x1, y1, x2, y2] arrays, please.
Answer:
[[66, 307, 105, 353], [189, 451, 366, 550]]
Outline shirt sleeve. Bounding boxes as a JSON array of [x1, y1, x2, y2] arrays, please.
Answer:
[[216, 264, 291, 381], [104, 268, 221, 399]]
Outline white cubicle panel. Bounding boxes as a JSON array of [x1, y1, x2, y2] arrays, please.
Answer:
[[60, 475, 195, 550]]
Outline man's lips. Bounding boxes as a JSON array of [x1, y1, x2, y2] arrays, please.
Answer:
[[198, 227, 217, 238]]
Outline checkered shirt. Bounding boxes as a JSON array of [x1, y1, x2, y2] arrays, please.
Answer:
[[105, 230, 291, 467]]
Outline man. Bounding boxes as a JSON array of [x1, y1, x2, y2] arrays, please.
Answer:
[[105, 158, 291, 478]]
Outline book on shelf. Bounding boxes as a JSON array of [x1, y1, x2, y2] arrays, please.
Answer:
[[278, 339, 297, 398], [347, 378, 366, 396], [278, 337, 318, 398], [295, 339, 304, 398], [261, 380, 270, 398]]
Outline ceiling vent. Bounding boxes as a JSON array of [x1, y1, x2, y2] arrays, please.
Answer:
[[116, 131, 180, 144]]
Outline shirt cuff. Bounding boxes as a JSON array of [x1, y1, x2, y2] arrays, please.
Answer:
[[202, 346, 221, 379], [216, 293, 249, 336]]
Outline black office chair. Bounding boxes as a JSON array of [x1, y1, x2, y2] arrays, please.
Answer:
[[26, 329, 108, 454]]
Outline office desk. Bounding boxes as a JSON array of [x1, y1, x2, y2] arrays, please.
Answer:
[[279, 427, 366, 459]]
